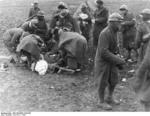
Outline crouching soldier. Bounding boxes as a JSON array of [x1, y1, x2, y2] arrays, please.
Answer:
[[52, 28, 88, 70], [16, 34, 44, 68], [95, 13, 125, 110], [3, 28, 24, 62]]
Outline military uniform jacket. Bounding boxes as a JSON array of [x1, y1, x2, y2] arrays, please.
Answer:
[[121, 12, 136, 49], [28, 7, 40, 18], [135, 21, 150, 61], [50, 14, 80, 33], [58, 31, 87, 65], [3, 28, 24, 48], [94, 7, 108, 26]]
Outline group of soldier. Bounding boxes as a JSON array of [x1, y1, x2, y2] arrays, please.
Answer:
[[2, 0, 150, 111]]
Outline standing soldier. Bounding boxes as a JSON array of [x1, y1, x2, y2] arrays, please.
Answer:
[[95, 13, 125, 110], [119, 5, 137, 62], [52, 2, 68, 17], [135, 9, 150, 62], [28, 1, 40, 19], [93, 0, 109, 47], [74, 4, 92, 42]]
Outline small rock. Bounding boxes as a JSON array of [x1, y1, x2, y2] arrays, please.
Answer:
[[50, 86, 55, 89]]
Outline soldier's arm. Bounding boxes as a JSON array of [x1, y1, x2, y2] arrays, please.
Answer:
[[72, 18, 81, 33], [95, 9, 109, 24], [99, 33, 125, 65], [36, 23, 48, 34], [122, 14, 136, 26], [122, 19, 136, 26], [28, 8, 33, 18], [11, 33, 21, 47], [49, 16, 57, 30], [135, 27, 143, 49]]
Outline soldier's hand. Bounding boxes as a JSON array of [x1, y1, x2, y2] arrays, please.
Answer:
[[92, 19, 95, 24], [116, 64, 124, 70]]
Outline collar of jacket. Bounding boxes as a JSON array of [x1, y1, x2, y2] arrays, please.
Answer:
[[96, 6, 105, 13], [108, 24, 118, 33]]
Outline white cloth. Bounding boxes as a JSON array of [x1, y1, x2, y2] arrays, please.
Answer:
[[35, 60, 48, 76]]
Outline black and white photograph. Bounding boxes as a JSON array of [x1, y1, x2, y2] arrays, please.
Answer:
[[0, 0, 150, 113]]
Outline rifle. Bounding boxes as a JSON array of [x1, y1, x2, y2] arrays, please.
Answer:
[[17, 14, 37, 28]]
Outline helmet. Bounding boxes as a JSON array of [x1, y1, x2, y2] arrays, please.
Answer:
[[37, 11, 45, 17], [119, 4, 128, 11], [141, 9, 150, 15], [108, 12, 123, 22], [95, 0, 103, 5]]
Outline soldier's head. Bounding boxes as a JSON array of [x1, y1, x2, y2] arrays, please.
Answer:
[[37, 11, 45, 20], [141, 9, 150, 21], [81, 4, 88, 13], [119, 5, 128, 16], [95, 0, 103, 9], [59, 9, 69, 18], [33, 0, 39, 8], [108, 12, 123, 31]]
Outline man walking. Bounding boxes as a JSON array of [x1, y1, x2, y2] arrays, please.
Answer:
[[95, 13, 125, 110]]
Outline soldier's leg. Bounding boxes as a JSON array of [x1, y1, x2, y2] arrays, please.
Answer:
[[93, 25, 100, 47], [140, 100, 150, 111], [98, 81, 107, 103], [97, 68, 111, 102], [106, 67, 120, 105], [98, 80, 112, 110]]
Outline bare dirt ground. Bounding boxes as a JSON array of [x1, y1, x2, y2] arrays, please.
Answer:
[[0, 0, 149, 112]]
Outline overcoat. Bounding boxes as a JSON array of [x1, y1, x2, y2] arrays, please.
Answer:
[[93, 7, 109, 47], [121, 12, 136, 50], [3, 28, 24, 52], [130, 40, 150, 103], [95, 26, 125, 87], [58, 31, 88, 65], [135, 21, 150, 61], [16, 34, 42, 60]]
